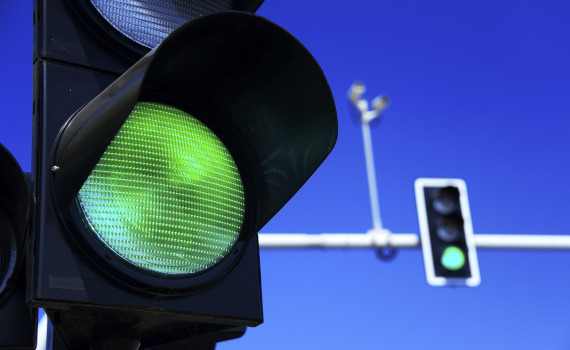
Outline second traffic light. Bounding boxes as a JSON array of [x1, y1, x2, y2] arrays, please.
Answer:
[[415, 178, 481, 287]]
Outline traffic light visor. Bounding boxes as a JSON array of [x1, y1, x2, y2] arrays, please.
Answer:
[[0, 144, 35, 349], [76, 102, 245, 276], [48, 9, 337, 291], [0, 144, 28, 297], [52, 11, 337, 238], [0, 213, 17, 295]]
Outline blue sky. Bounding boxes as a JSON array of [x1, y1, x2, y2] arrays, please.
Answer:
[[2, 0, 570, 349]]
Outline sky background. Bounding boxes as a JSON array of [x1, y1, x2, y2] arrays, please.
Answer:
[[1, 0, 570, 349]]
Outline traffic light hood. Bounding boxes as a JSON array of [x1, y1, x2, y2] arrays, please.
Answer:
[[52, 11, 338, 233], [0, 144, 37, 349], [0, 144, 28, 245], [0, 143, 28, 296]]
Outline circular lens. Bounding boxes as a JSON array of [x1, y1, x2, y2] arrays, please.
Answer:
[[90, 0, 232, 49], [432, 188, 458, 215], [77, 102, 245, 276], [435, 218, 462, 242], [0, 213, 17, 294], [441, 246, 466, 271]]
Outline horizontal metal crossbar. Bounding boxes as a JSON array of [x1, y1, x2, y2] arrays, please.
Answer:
[[258, 232, 570, 250]]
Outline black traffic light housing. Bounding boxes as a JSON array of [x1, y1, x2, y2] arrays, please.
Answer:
[[415, 178, 481, 287], [32, 1, 337, 349], [0, 144, 37, 349]]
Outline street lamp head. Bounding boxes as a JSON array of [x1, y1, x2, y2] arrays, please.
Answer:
[[348, 80, 366, 104], [372, 95, 389, 114]]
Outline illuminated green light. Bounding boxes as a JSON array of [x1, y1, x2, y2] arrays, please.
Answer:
[[77, 102, 245, 276], [441, 246, 466, 271]]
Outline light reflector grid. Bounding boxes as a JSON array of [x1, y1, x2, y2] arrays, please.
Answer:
[[90, 0, 233, 49], [77, 102, 245, 276]]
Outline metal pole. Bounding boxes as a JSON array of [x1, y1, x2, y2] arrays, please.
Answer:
[[474, 234, 570, 249], [348, 81, 388, 233], [361, 120, 383, 231], [258, 233, 570, 250]]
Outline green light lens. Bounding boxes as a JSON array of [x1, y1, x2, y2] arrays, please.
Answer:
[[441, 246, 466, 271], [77, 102, 245, 276]]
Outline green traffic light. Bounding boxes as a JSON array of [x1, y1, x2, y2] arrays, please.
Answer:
[[77, 102, 245, 276], [441, 246, 466, 271]]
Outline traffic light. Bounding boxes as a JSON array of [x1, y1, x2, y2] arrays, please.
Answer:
[[414, 178, 481, 287], [32, 1, 337, 349], [0, 144, 37, 349]]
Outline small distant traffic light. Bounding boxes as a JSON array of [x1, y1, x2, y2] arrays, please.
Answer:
[[415, 178, 480, 287], [0, 144, 37, 349], [32, 1, 337, 348]]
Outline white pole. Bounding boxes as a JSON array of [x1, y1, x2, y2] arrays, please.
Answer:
[[258, 233, 570, 250], [361, 119, 383, 231], [474, 234, 570, 249], [348, 81, 388, 232], [259, 231, 418, 248], [37, 313, 48, 350]]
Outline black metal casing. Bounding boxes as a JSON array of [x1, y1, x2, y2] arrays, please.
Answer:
[[422, 186, 472, 277]]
